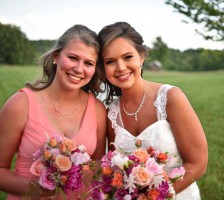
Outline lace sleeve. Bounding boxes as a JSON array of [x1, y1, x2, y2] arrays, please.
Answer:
[[108, 100, 120, 129], [154, 84, 174, 120]]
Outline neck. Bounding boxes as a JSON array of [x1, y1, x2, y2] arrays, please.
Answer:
[[122, 79, 145, 103], [48, 84, 82, 103]]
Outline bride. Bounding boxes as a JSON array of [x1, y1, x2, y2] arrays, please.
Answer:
[[98, 22, 208, 199]]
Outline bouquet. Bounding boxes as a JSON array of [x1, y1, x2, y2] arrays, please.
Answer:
[[91, 140, 185, 200], [30, 135, 95, 197]]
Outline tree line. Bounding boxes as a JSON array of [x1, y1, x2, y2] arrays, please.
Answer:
[[0, 22, 223, 71]]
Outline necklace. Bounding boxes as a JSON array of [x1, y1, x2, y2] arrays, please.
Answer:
[[51, 100, 77, 118], [122, 90, 146, 121]]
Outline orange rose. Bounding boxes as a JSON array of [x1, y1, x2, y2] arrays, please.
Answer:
[[156, 152, 168, 163], [102, 166, 113, 175], [82, 164, 91, 172], [133, 148, 149, 163], [60, 175, 67, 183], [137, 194, 148, 200], [49, 138, 58, 148], [135, 139, 142, 148], [30, 159, 45, 177], [55, 154, 72, 171], [112, 172, 123, 187], [148, 189, 160, 200], [59, 143, 67, 153], [131, 165, 152, 186], [43, 150, 51, 159], [64, 138, 77, 152]]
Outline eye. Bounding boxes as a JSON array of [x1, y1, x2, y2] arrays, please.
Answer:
[[124, 55, 133, 60], [85, 61, 95, 67], [105, 60, 114, 65], [68, 56, 77, 61]]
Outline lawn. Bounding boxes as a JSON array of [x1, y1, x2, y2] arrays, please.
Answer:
[[0, 66, 223, 199]]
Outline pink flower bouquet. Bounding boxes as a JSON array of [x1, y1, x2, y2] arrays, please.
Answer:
[[91, 140, 185, 200], [30, 135, 95, 196]]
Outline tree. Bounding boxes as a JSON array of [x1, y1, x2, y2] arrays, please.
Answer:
[[149, 36, 168, 64], [0, 23, 35, 64], [165, 0, 224, 41]]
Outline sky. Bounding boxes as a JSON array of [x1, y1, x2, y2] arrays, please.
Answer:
[[0, 0, 223, 51]]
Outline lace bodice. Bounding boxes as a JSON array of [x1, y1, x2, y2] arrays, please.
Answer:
[[108, 84, 201, 200]]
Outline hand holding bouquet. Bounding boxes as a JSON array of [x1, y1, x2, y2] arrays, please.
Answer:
[[92, 140, 185, 200], [29, 135, 95, 197]]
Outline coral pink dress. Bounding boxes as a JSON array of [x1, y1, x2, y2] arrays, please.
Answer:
[[7, 88, 97, 200]]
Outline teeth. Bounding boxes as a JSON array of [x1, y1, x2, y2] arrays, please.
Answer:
[[118, 73, 130, 79], [69, 74, 81, 81]]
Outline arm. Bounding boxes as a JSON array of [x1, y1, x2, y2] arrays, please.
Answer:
[[91, 99, 107, 160], [107, 115, 116, 151], [167, 87, 208, 194], [0, 92, 31, 195]]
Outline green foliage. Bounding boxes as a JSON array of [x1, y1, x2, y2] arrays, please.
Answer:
[[149, 36, 168, 64], [0, 23, 35, 64], [165, 0, 224, 41], [30, 40, 56, 61], [0, 66, 223, 199], [148, 42, 224, 71]]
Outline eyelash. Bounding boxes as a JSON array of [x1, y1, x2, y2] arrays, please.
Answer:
[[69, 56, 77, 61], [105, 55, 133, 65], [68, 56, 94, 67]]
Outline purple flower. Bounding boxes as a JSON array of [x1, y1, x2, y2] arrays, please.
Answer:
[[114, 188, 128, 200], [39, 168, 57, 190], [63, 165, 82, 194], [101, 151, 113, 167], [158, 181, 169, 199]]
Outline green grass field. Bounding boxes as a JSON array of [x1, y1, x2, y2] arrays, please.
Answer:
[[0, 66, 224, 199]]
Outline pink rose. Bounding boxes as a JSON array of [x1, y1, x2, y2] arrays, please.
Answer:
[[30, 159, 45, 177], [55, 154, 72, 171], [133, 149, 149, 163], [131, 165, 152, 186], [145, 158, 163, 175], [168, 166, 185, 182], [39, 169, 57, 190]]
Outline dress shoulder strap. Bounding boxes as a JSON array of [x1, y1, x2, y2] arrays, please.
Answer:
[[108, 99, 120, 128], [154, 84, 174, 120]]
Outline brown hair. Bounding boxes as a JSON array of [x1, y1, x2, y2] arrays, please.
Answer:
[[98, 22, 149, 104], [26, 24, 101, 96]]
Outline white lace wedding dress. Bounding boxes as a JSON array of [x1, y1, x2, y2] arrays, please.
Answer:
[[108, 84, 201, 200]]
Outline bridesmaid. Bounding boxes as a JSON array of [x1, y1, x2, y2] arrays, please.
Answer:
[[0, 24, 107, 199]]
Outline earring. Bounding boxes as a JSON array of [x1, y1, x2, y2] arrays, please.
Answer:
[[53, 61, 56, 65], [140, 64, 143, 69]]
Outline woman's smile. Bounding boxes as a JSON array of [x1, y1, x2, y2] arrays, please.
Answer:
[[116, 72, 132, 81]]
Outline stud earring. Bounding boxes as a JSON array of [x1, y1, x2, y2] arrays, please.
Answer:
[[140, 64, 143, 69], [53, 61, 56, 65]]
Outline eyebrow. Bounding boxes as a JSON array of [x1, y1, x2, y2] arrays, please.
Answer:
[[104, 52, 133, 60]]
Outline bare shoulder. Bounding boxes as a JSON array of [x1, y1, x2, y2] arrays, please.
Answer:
[[0, 91, 28, 115], [167, 86, 189, 105]]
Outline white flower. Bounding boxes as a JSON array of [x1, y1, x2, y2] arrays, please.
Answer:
[[78, 144, 86, 152], [149, 174, 164, 188], [71, 152, 90, 165], [123, 172, 136, 193], [124, 194, 132, 200], [111, 153, 129, 170]]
